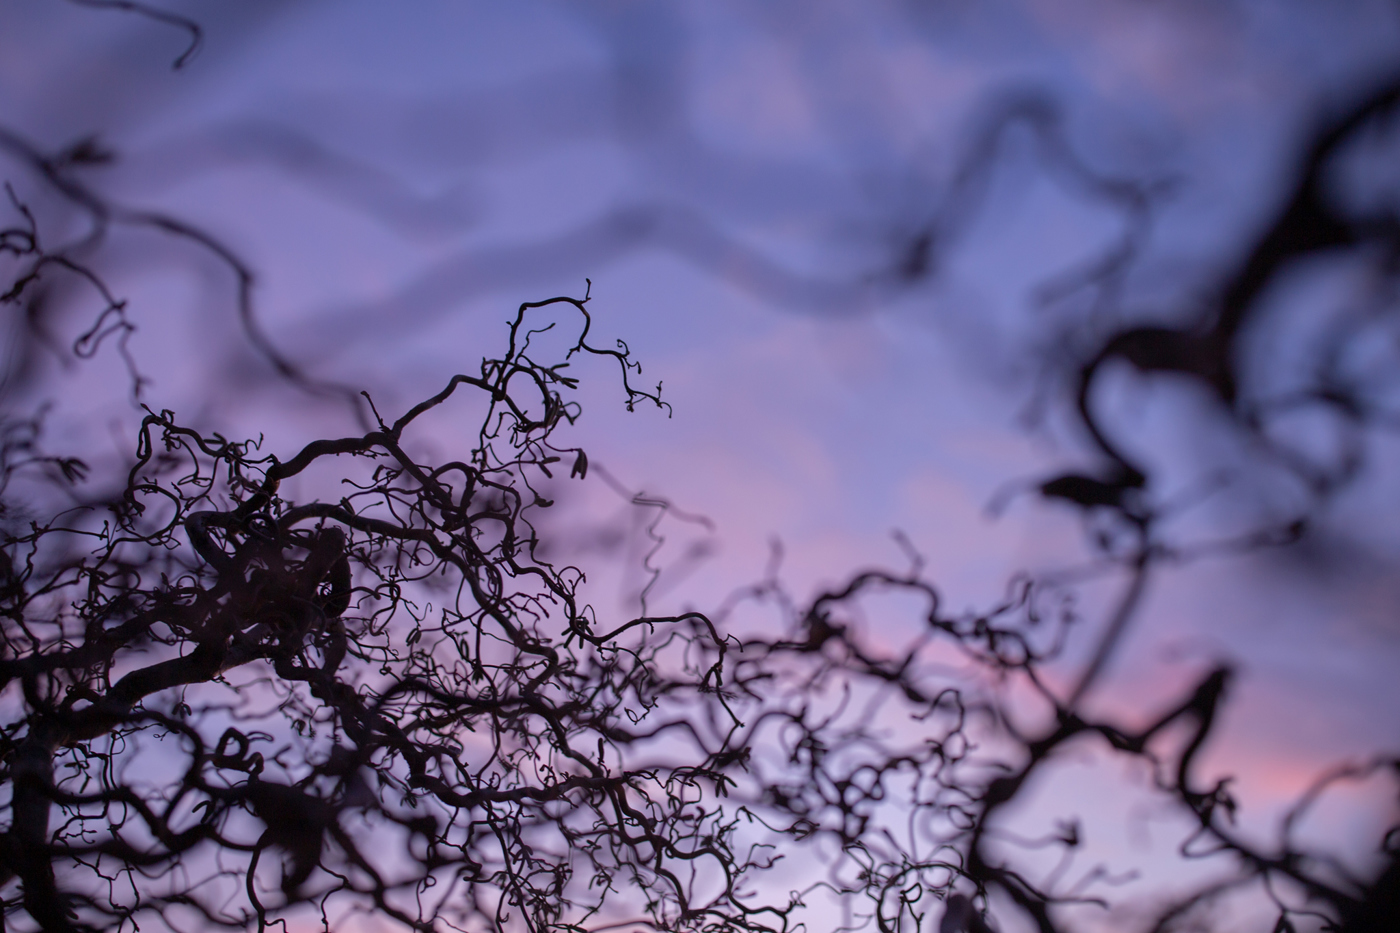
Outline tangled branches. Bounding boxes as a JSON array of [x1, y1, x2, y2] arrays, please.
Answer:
[[0, 294, 783, 933], [1, 193, 1396, 931], [686, 555, 1398, 933], [0, 270, 1394, 933], [1, 8, 1397, 931]]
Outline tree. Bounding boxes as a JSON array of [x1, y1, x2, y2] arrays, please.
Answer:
[[0, 284, 759, 931], [2, 5, 1398, 933]]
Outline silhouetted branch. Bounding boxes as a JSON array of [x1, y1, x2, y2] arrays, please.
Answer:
[[64, 0, 203, 70]]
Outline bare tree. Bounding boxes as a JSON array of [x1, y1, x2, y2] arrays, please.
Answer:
[[1, 5, 1397, 933]]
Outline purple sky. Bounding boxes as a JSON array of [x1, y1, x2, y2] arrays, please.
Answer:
[[3, 1, 1400, 927]]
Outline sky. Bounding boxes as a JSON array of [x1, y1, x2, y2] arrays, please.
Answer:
[[2, 0, 1400, 928]]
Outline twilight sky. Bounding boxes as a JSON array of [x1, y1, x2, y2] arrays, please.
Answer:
[[3, 0, 1400, 926]]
